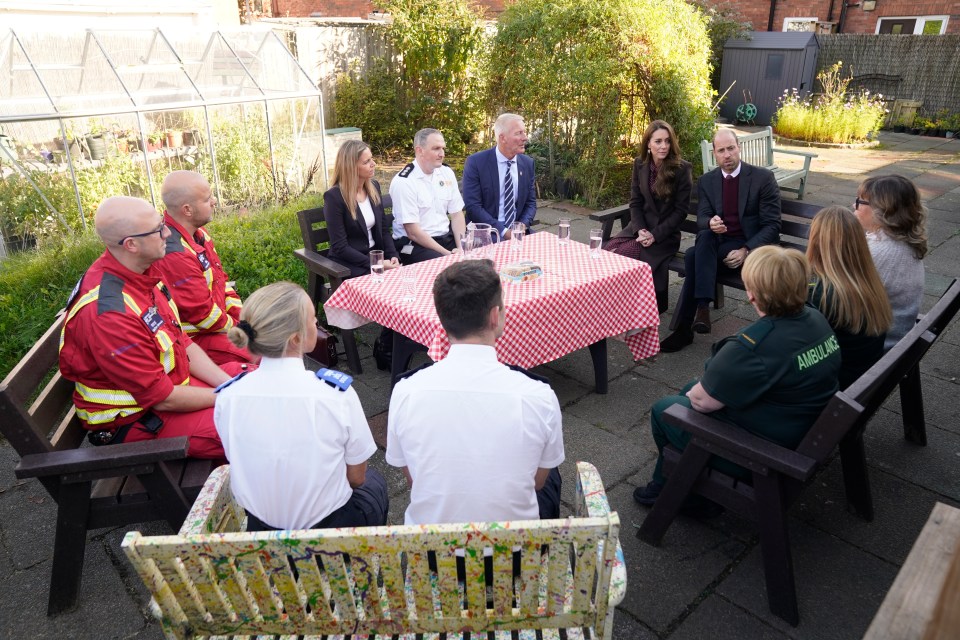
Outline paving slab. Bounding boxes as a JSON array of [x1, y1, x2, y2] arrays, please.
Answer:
[[670, 594, 788, 640], [716, 521, 897, 640], [565, 374, 673, 437], [558, 412, 656, 508], [605, 483, 748, 634], [0, 540, 154, 640], [794, 461, 959, 566], [862, 408, 960, 501]]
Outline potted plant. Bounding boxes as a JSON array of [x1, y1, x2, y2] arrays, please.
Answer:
[[147, 132, 163, 152], [164, 130, 183, 148], [84, 122, 117, 160], [892, 117, 906, 133]]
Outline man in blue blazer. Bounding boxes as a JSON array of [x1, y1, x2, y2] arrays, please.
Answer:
[[462, 113, 536, 239]]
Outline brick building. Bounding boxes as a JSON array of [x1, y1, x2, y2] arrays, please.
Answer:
[[268, 0, 955, 33], [267, 0, 505, 19], [717, 0, 957, 35]]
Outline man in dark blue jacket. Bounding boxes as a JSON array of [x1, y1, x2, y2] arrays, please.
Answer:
[[462, 113, 536, 239]]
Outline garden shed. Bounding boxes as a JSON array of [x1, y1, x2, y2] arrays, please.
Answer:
[[0, 27, 328, 255], [718, 32, 820, 126]]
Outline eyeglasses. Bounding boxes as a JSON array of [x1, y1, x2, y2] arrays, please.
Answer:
[[119, 220, 165, 245], [854, 197, 870, 209]]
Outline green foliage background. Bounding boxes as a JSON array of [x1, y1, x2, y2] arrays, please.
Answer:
[[488, 0, 717, 206], [0, 197, 312, 379], [334, 0, 488, 154]]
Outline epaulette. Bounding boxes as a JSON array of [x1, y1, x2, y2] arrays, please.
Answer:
[[164, 227, 185, 254], [736, 318, 774, 350], [316, 367, 353, 391], [397, 163, 415, 178], [97, 272, 127, 315], [215, 370, 249, 393], [507, 364, 550, 384], [395, 361, 434, 382]]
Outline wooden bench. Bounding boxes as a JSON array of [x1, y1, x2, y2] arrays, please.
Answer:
[[123, 461, 627, 640], [864, 502, 960, 639], [637, 278, 960, 626], [590, 198, 823, 322], [700, 126, 818, 199], [0, 316, 217, 615]]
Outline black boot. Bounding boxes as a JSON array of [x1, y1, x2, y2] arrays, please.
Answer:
[[659, 325, 694, 353], [372, 327, 393, 371]]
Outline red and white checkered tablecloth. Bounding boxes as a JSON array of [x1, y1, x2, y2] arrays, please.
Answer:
[[324, 232, 661, 368]]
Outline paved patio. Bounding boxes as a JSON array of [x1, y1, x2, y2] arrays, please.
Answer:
[[0, 131, 957, 639]]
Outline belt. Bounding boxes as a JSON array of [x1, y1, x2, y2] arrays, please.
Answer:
[[87, 410, 161, 446]]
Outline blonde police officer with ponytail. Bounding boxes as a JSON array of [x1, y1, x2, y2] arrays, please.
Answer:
[[213, 282, 388, 531]]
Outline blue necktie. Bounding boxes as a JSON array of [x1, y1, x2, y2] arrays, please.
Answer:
[[503, 160, 516, 229]]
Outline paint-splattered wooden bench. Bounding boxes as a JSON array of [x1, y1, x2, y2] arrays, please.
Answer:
[[122, 461, 627, 640]]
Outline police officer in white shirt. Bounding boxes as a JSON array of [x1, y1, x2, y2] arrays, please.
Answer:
[[386, 260, 564, 525], [388, 128, 466, 264], [214, 282, 388, 531]]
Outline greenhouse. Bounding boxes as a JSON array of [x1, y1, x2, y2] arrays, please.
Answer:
[[0, 27, 329, 254]]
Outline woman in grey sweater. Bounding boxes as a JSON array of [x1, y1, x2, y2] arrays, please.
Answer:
[[853, 175, 928, 350]]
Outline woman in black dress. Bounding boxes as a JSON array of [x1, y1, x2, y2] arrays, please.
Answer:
[[604, 120, 692, 313]]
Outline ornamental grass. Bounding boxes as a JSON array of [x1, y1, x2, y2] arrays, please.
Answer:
[[773, 62, 886, 144]]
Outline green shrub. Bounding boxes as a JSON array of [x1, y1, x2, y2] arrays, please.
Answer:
[[772, 62, 886, 144], [488, 0, 716, 207], [346, 0, 488, 155], [206, 196, 311, 299], [0, 233, 102, 379], [334, 59, 410, 153], [0, 196, 314, 378]]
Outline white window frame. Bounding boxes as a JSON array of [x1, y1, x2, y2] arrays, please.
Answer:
[[875, 15, 949, 35], [783, 17, 819, 32]]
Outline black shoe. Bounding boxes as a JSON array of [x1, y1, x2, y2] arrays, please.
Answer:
[[692, 306, 712, 334], [632, 481, 664, 506], [372, 338, 391, 371], [633, 480, 725, 519], [659, 326, 694, 353]]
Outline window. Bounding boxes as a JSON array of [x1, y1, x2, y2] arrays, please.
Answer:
[[765, 54, 784, 80], [783, 17, 818, 32], [877, 16, 949, 34]]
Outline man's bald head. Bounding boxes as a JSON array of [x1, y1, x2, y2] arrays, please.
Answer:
[[95, 196, 160, 246], [161, 171, 215, 230]]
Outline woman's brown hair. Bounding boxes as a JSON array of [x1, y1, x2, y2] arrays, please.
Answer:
[[639, 120, 683, 200], [859, 175, 927, 260]]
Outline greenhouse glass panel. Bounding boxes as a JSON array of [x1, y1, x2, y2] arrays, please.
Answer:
[[0, 27, 327, 252]]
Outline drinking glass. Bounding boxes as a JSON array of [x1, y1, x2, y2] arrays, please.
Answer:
[[401, 272, 416, 302], [460, 232, 476, 259], [589, 228, 603, 258], [510, 222, 525, 251], [369, 250, 384, 282], [558, 218, 571, 245]]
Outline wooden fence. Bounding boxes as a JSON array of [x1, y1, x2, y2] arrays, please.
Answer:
[[816, 34, 960, 116]]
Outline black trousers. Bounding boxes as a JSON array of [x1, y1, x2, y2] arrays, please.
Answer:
[[246, 468, 389, 531], [675, 231, 747, 325], [395, 232, 456, 265]]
